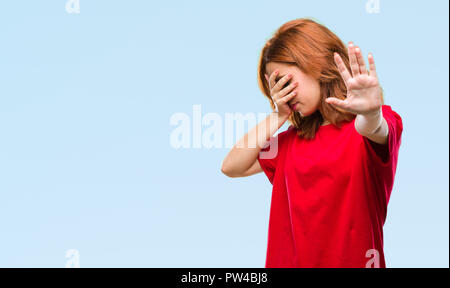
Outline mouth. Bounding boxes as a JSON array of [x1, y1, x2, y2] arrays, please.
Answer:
[[290, 102, 300, 109]]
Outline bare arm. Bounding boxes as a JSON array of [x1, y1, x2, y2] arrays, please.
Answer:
[[326, 43, 388, 145], [355, 108, 388, 145], [221, 112, 289, 178], [222, 69, 297, 178]]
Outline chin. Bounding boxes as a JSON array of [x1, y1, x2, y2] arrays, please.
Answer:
[[297, 108, 312, 117]]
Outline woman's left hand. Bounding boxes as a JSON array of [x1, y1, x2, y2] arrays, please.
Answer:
[[325, 42, 382, 116]]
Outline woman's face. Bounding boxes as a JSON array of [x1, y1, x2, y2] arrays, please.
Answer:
[[265, 62, 322, 117]]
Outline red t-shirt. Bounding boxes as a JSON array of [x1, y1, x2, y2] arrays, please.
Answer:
[[257, 105, 403, 268]]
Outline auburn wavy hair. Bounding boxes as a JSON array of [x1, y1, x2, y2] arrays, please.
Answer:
[[257, 18, 384, 140]]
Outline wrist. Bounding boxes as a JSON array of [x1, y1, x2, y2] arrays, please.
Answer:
[[360, 106, 382, 117], [273, 112, 290, 124], [355, 108, 383, 135]]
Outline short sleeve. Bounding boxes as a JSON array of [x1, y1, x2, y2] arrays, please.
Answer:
[[257, 126, 291, 184], [363, 105, 403, 167]]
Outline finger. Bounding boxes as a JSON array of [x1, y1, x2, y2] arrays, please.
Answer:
[[277, 90, 297, 105], [368, 53, 378, 79], [355, 46, 368, 75], [273, 73, 293, 94], [348, 42, 360, 76], [325, 97, 349, 110], [268, 69, 279, 90], [264, 74, 270, 88], [334, 53, 352, 86], [276, 81, 298, 98]]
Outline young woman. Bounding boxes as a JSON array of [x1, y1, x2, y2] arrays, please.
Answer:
[[221, 18, 403, 268]]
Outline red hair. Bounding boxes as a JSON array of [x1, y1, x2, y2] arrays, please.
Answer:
[[257, 18, 384, 140]]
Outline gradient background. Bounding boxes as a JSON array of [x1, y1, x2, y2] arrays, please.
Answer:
[[0, 0, 448, 267]]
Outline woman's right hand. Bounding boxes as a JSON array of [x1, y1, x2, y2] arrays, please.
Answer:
[[265, 70, 299, 120]]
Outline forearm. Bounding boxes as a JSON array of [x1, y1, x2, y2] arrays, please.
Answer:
[[354, 107, 389, 145], [221, 112, 288, 176]]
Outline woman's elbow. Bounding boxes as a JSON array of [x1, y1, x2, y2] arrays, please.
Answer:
[[221, 162, 240, 178]]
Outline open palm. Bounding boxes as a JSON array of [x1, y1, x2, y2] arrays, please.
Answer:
[[325, 42, 382, 115]]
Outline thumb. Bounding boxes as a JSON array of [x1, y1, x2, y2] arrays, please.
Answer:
[[325, 97, 347, 109]]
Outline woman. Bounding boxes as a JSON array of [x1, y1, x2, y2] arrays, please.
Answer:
[[221, 18, 403, 268]]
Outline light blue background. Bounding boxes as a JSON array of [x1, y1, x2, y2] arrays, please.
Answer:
[[0, 0, 448, 268]]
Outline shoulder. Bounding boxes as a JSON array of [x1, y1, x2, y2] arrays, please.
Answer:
[[361, 104, 404, 166], [276, 124, 296, 139], [272, 125, 296, 149], [381, 105, 404, 138], [261, 125, 294, 152], [382, 105, 403, 124]]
